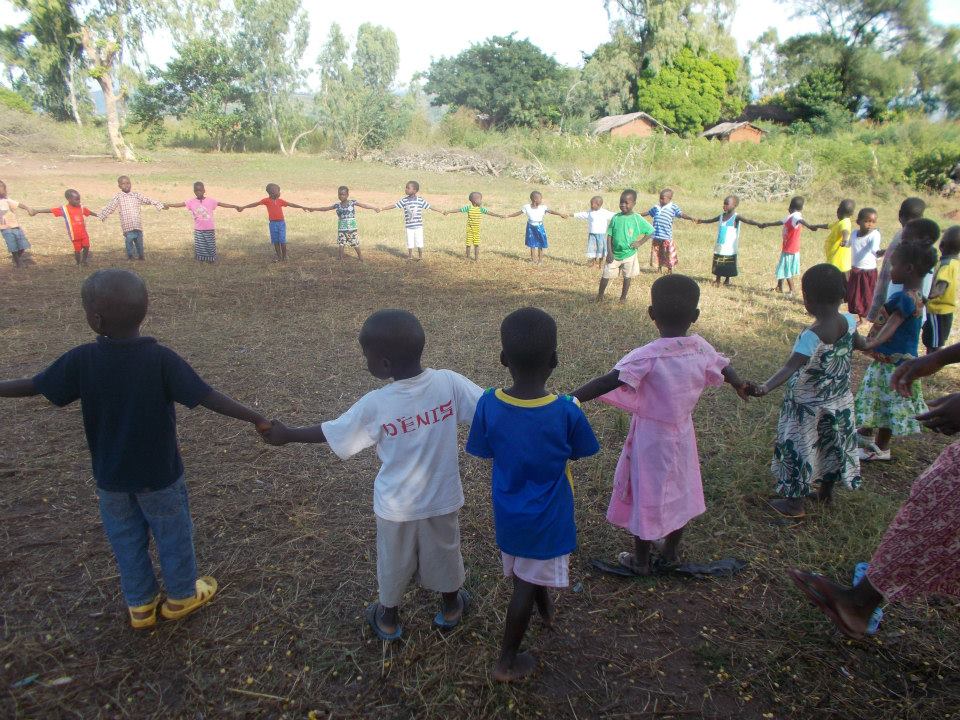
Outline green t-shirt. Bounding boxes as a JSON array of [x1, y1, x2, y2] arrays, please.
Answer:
[[608, 213, 654, 260]]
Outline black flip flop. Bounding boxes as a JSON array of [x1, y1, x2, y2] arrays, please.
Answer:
[[365, 602, 402, 642]]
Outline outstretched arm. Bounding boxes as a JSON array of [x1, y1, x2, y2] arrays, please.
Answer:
[[97, 195, 119, 220], [678, 212, 697, 222], [236, 201, 261, 211], [749, 353, 809, 396], [260, 420, 327, 445], [0, 378, 38, 397], [199, 389, 268, 428], [804, 221, 829, 231], [738, 216, 765, 228], [379, 204, 398, 212], [354, 202, 380, 212], [572, 370, 624, 403], [304, 204, 337, 212], [427, 205, 445, 215], [721, 365, 750, 401], [140, 193, 165, 210], [698, 215, 721, 225], [164, 202, 186, 209], [28, 207, 53, 215], [502, 210, 523, 219], [284, 201, 310, 211], [216, 201, 241, 210], [545, 208, 568, 219]]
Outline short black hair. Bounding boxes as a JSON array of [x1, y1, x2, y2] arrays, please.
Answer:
[[468, 191, 481, 202], [659, 188, 673, 197], [893, 239, 939, 276], [620, 188, 637, 202], [899, 197, 926, 222], [901, 218, 941, 247], [64, 188, 79, 200], [650, 274, 699, 325], [194, 180, 204, 188], [359, 310, 425, 366], [724, 195, 740, 206], [801, 263, 846, 305], [856, 207, 876, 224], [941, 226, 960, 256], [838, 199, 855, 218], [338, 185, 349, 193], [529, 190, 542, 200], [265, 183, 279, 193], [81, 269, 148, 332], [500, 307, 557, 372], [788, 196, 805, 212], [406, 180, 420, 192]]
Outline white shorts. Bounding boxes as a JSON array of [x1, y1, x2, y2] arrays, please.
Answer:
[[601, 254, 640, 279], [405, 227, 424, 249], [501, 552, 570, 588]]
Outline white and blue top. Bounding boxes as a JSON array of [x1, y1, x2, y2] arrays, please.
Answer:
[[714, 213, 740, 257], [395, 196, 431, 229]]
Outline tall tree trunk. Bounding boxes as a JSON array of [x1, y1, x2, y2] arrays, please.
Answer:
[[66, 58, 83, 127], [266, 96, 288, 155], [97, 73, 135, 161]]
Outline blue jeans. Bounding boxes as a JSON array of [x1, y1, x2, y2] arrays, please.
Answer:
[[124, 229, 144, 258], [97, 477, 197, 606], [268, 220, 286, 244]]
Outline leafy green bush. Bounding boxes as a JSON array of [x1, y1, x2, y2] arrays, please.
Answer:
[[0, 88, 33, 114], [905, 146, 960, 191]]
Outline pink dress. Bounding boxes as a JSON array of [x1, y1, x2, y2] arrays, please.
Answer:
[[600, 335, 729, 539]]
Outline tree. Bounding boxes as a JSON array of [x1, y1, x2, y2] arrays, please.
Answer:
[[746, 28, 786, 99], [425, 35, 567, 128], [784, 66, 853, 132], [233, 0, 309, 155], [567, 29, 642, 119], [635, 47, 744, 135]]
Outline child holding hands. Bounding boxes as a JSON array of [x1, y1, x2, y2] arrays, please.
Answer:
[[766, 196, 825, 294], [237, 183, 311, 262], [595, 189, 653, 303], [574, 275, 749, 575], [308, 185, 380, 262], [380, 180, 444, 261], [0, 179, 34, 267], [164, 181, 242, 263], [443, 191, 504, 262], [697, 195, 764, 286], [30, 189, 95, 265], [504, 190, 568, 265]]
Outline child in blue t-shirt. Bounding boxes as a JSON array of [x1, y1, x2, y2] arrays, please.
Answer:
[[0, 269, 269, 630], [466, 307, 599, 682]]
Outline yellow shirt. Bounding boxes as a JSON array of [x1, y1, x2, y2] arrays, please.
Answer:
[[824, 218, 852, 272], [927, 257, 959, 314]]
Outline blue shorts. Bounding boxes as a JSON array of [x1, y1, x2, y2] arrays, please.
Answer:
[[586, 233, 606, 258], [269, 220, 287, 244], [2, 227, 30, 253], [525, 223, 548, 249]]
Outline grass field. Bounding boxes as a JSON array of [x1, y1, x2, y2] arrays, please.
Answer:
[[1, 150, 959, 719]]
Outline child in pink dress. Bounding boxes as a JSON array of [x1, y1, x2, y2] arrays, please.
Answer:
[[573, 275, 749, 575]]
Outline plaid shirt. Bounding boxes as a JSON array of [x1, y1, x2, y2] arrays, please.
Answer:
[[98, 191, 164, 233], [867, 230, 901, 322]]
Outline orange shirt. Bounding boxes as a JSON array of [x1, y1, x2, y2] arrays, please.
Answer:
[[52, 204, 93, 241], [260, 197, 288, 221]]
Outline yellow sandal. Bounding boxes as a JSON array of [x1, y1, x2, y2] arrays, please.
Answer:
[[128, 594, 161, 630], [160, 576, 218, 621]]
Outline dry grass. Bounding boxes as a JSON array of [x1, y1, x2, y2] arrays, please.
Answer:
[[1, 151, 959, 719]]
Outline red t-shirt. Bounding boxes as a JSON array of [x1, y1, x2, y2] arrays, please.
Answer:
[[52, 204, 93, 241], [260, 197, 288, 221], [781, 212, 803, 254]]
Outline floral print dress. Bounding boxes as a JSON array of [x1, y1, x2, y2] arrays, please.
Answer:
[[773, 314, 862, 499]]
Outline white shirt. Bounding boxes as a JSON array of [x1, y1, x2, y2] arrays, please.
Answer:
[[850, 229, 881, 270], [574, 208, 615, 235], [321, 369, 482, 522], [522, 204, 548, 224]]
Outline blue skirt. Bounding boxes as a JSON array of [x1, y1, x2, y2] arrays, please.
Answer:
[[525, 223, 548, 249]]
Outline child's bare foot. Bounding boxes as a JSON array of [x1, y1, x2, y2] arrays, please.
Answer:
[[492, 652, 537, 682], [618, 297, 628, 304]]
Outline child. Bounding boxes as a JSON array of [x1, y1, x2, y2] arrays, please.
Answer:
[[0, 269, 268, 628], [573, 275, 748, 575], [867, 197, 926, 322], [641, 188, 696, 273], [466, 308, 599, 682], [164, 181, 242, 263], [574, 195, 616, 268], [97, 175, 165, 261], [307, 186, 380, 262], [856, 221, 940, 461], [0, 179, 34, 267], [922, 226, 960, 352], [766, 196, 824, 294], [748, 264, 864, 518], [238, 183, 311, 262], [260, 310, 482, 640], [443, 191, 504, 262], [823, 199, 855, 275], [696, 195, 764, 287], [595, 189, 653, 303], [380, 180, 443, 261], [29, 189, 94, 266], [847, 208, 882, 322], [504, 190, 568, 265]]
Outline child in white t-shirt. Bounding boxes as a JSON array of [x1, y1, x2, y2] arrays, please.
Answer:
[[505, 190, 568, 265], [261, 310, 482, 641], [574, 195, 616, 267], [847, 207, 882, 321]]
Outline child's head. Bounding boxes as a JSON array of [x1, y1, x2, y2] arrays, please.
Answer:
[[856, 207, 877, 231], [941, 226, 960, 256], [117, 175, 132, 192], [649, 275, 700, 334], [265, 183, 280, 198], [338, 185, 349, 202], [723, 195, 740, 212], [529, 190, 542, 205], [358, 309, 425, 380], [788, 196, 805, 212], [836, 199, 855, 219], [65, 189, 81, 206], [193, 181, 205, 199], [468, 191, 482, 205], [801, 264, 846, 314], [405, 180, 420, 195], [898, 197, 926, 226], [81, 269, 148, 337], [590, 195, 603, 211], [619, 189, 637, 214], [901, 218, 941, 247], [659, 188, 673, 205], [499, 307, 558, 380], [890, 239, 939, 285]]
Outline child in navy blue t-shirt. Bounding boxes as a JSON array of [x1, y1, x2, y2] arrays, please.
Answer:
[[466, 307, 599, 682], [0, 269, 269, 630]]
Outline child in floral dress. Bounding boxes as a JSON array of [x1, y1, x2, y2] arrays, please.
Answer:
[[309, 186, 380, 262], [749, 264, 865, 518]]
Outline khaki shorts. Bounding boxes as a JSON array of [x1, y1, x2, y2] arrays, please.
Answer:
[[602, 254, 640, 279], [376, 511, 465, 607]]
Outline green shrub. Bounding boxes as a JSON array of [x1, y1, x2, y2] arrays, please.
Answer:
[[905, 146, 960, 191], [0, 88, 33, 114]]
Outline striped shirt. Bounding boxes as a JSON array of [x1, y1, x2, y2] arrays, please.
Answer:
[[98, 191, 165, 233], [460, 205, 488, 243], [52, 204, 93, 241], [396, 196, 430, 229], [648, 202, 683, 240]]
